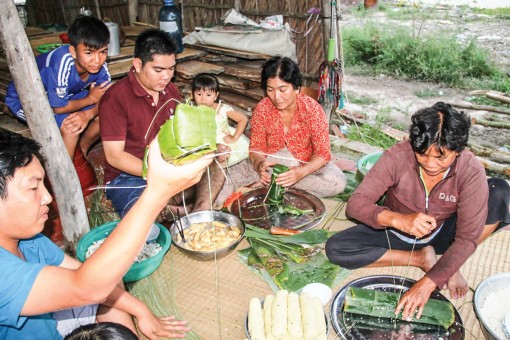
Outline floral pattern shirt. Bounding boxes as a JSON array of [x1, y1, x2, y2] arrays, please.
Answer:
[[249, 93, 331, 163]]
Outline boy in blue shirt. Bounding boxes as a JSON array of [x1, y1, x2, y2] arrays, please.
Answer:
[[0, 129, 212, 338], [5, 15, 112, 158]]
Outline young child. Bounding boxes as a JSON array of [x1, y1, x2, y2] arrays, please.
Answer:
[[192, 73, 249, 167], [5, 15, 112, 159]]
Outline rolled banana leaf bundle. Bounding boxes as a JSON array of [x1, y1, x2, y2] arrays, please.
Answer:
[[266, 164, 289, 206], [344, 287, 455, 329], [143, 103, 217, 177]]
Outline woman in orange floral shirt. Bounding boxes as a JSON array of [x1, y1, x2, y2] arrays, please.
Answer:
[[215, 57, 346, 204]]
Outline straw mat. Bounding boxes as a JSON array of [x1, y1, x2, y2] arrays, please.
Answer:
[[132, 198, 510, 340]]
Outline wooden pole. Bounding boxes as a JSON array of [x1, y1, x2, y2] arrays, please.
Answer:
[[321, 0, 332, 61], [0, 2, 90, 250], [128, 0, 139, 25]]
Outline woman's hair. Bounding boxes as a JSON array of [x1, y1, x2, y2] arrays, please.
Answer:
[[409, 102, 471, 155], [64, 322, 138, 340], [134, 29, 177, 66], [260, 56, 302, 93], [0, 130, 43, 200], [192, 73, 220, 101], [67, 15, 110, 50]]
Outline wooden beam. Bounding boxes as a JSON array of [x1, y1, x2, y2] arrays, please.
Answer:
[[452, 101, 510, 115], [175, 60, 225, 80], [186, 43, 271, 60], [0, 2, 89, 248], [182, 3, 320, 19], [218, 60, 263, 82], [472, 118, 510, 129], [128, 0, 139, 25]]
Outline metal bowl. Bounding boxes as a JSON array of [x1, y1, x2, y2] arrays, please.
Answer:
[[473, 272, 510, 340], [169, 210, 245, 261]]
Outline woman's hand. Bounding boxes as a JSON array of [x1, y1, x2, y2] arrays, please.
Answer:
[[137, 313, 190, 340], [395, 276, 437, 321], [254, 160, 275, 186], [393, 212, 437, 238], [274, 166, 305, 187]]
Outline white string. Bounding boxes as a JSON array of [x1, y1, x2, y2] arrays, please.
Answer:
[[144, 98, 182, 141], [91, 149, 309, 194]]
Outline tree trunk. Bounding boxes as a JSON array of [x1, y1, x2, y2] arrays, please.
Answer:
[[0, 2, 90, 251]]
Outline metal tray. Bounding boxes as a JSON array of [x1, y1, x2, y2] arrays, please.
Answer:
[[230, 187, 326, 231], [330, 275, 465, 340]]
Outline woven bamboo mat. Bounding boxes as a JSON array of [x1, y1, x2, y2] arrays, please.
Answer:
[[132, 198, 510, 340]]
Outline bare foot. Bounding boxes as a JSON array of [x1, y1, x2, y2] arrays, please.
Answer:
[[415, 246, 437, 272], [447, 271, 468, 299]]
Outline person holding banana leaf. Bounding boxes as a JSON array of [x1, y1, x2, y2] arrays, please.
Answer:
[[326, 102, 510, 321], [216, 56, 346, 205], [99, 29, 229, 219]]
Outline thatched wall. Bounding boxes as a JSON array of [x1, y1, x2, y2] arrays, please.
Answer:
[[25, 0, 355, 78]]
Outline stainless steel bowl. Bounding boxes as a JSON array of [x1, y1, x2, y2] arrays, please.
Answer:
[[169, 210, 245, 261], [473, 272, 510, 340]]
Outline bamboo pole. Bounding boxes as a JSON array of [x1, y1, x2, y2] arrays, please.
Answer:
[[472, 118, 510, 129], [0, 1, 90, 250], [452, 102, 510, 115], [477, 156, 510, 176]]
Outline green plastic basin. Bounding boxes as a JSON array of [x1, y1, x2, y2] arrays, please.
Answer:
[[76, 221, 171, 282], [355, 151, 383, 182]]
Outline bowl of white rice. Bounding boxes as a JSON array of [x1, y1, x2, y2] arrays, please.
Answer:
[[473, 272, 510, 340], [76, 221, 171, 282]]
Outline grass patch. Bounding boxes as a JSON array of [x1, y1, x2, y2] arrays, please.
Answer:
[[473, 7, 510, 16], [343, 24, 504, 87], [348, 94, 378, 105], [346, 121, 397, 149]]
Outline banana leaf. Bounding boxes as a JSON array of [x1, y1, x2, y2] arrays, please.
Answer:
[[266, 164, 289, 206], [244, 223, 332, 244], [142, 103, 217, 177], [274, 253, 343, 291], [342, 313, 449, 335], [344, 287, 455, 329]]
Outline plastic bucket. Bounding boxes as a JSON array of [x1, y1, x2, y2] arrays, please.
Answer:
[[105, 22, 120, 56], [355, 151, 383, 182]]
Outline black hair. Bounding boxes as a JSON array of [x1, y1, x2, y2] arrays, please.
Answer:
[[134, 29, 177, 66], [64, 322, 138, 340], [0, 129, 43, 200], [192, 73, 220, 102], [67, 15, 110, 50], [409, 102, 471, 155], [260, 56, 302, 93]]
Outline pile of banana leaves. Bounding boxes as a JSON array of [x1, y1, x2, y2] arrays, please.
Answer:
[[238, 224, 350, 292]]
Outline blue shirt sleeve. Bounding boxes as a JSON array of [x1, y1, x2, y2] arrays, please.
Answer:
[[0, 234, 64, 327]]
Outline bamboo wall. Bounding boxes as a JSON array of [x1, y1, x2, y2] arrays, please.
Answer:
[[25, 0, 350, 78]]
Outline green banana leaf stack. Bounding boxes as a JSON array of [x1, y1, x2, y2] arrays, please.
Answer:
[[143, 103, 217, 177], [239, 224, 350, 292], [344, 287, 456, 329]]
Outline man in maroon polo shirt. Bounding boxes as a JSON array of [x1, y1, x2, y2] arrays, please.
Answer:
[[99, 29, 228, 219]]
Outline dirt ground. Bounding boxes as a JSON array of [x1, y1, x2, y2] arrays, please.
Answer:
[[338, 4, 510, 151]]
